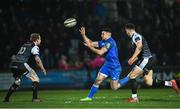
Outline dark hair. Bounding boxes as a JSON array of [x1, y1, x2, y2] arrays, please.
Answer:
[[30, 33, 41, 42], [101, 28, 112, 33], [125, 23, 135, 30]]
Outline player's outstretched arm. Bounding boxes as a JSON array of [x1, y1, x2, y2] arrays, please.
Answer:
[[35, 55, 47, 75], [85, 41, 108, 56], [79, 27, 99, 47]]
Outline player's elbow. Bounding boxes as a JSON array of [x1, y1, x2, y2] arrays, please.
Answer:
[[137, 44, 142, 50], [35, 56, 41, 64], [35, 59, 40, 64], [136, 46, 142, 52], [97, 51, 104, 56]]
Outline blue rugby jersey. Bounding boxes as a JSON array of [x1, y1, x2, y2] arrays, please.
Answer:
[[98, 37, 121, 68]]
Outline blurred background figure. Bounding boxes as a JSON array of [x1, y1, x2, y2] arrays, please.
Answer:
[[58, 55, 69, 71]]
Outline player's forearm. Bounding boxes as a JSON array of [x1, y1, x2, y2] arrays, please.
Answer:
[[131, 47, 142, 59], [88, 46, 103, 56], [35, 56, 46, 71], [37, 60, 46, 71], [82, 34, 92, 42]]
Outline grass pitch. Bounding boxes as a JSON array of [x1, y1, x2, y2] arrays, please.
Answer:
[[0, 88, 180, 108]]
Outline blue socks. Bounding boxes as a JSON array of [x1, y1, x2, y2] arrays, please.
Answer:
[[87, 76, 129, 98], [87, 84, 99, 98], [119, 75, 129, 87]]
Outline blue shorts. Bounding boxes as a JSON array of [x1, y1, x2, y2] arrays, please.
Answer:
[[99, 65, 122, 80]]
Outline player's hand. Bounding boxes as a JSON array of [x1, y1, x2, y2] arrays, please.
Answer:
[[79, 27, 86, 36], [128, 57, 137, 65], [42, 69, 47, 76]]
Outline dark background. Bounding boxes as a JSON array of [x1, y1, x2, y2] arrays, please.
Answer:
[[0, 0, 180, 71]]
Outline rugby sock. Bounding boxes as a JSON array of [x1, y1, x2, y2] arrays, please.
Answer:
[[32, 82, 39, 99], [4, 83, 19, 101], [165, 81, 172, 87], [87, 84, 99, 98], [130, 79, 138, 98], [132, 94, 137, 98], [152, 79, 165, 87], [119, 75, 129, 87]]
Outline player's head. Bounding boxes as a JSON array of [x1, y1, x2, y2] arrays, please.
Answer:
[[101, 28, 112, 40], [30, 33, 41, 45], [124, 23, 135, 37]]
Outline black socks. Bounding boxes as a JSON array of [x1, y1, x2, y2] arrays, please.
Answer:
[[4, 83, 19, 101], [130, 79, 138, 94], [152, 79, 165, 87], [32, 82, 39, 99]]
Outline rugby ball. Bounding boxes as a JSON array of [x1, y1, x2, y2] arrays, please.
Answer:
[[64, 18, 77, 28]]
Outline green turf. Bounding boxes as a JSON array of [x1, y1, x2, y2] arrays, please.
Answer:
[[0, 88, 180, 108]]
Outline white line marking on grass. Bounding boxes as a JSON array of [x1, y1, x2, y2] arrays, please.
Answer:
[[67, 96, 124, 100], [65, 101, 72, 104]]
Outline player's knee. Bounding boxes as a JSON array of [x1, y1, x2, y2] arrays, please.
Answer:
[[110, 81, 119, 90], [29, 70, 39, 83], [129, 73, 137, 79], [14, 78, 21, 86], [94, 79, 103, 85], [32, 76, 40, 83], [111, 85, 118, 90]]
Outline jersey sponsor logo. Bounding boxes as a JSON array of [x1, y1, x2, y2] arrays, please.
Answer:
[[135, 37, 141, 42], [105, 43, 111, 49], [112, 77, 116, 80]]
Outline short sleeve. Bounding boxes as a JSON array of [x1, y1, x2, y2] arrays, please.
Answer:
[[98, 40, 105, 48], [104, 42, 111, 50], [132, 34, 142, 44], [31, 46, 39, 55]]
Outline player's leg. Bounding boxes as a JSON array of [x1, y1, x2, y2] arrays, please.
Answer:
[[144, 70, 179, 93], [80, 72, 107, 102], [110, 67, 129, 90], [128, 57, 154, 103], [24, 63, 40, 102], [143, 70, 153, 86], [3, 68, 21, 102], [127, 66, 143, 103]]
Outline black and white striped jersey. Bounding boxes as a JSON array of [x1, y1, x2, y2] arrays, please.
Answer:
[[131, 32, 152, 58]]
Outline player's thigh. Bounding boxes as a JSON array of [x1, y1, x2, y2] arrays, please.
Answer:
[[129, 66, 143, 79], [129, 57, 152, 79], [23, 63, 39, 82], [96, 65, 109, 83], [11, 68, 21, 79], [110, 67, 121, 89], [110, 67, 121, 81], [144, 70, 153, 86]]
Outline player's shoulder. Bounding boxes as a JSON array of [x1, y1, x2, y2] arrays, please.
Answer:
[[133, 32, 142, 38], [31, 45, 39, 55], [106, 37, 114, 43], [32, 45, 39, 50], [106, 37, 116, 48], [132, 32, 142, 42], [22, 41, 34, 47]]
